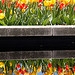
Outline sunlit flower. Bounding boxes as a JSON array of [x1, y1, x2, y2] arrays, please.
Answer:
[[20, 0, 28, 4], [44, 0, 56, 7], [59, 0, 70, 5], [28, 0, 38, 3], [10, 62, 12, 66], [10, 9, 12, 15], [65, 64, 69, 71], [1, 0, 5, 4], [0, 9, 2, 13], [59, 2, 65, 10], [73, 66, 75, 75], [70, 0, 75, 5], [15, 1, 28, 10], [12, 0, 16, 2], [38, 0, 43, 3], [0, 13, 5, 19], [15, 1, 20, 8], [58, 66, 62, 74], [65, 0, 70, 4], [0, 62, 6, 73], [20, 3, 28, 10], [19, 3, 25, 9], [48, 63, 52, 68], [44, 1, 52, 6], [52, 0, 56, 4], [28, 0, 33, 3]]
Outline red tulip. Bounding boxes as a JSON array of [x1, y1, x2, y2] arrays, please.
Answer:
[[18, 69, 22, 73], [58, 66, 62, 74], [15, 1, 20, 8], [1, 0, 5, 4], [16, 63, 21, 69], [21, 70, 24, 75], [24, 69, 27, 73], [48, 63, 52, 68], [65, 64, 69, 71], [38, 0, 43, 3], [73, 66, 75, 72], [59, 2, 65, 10], [15, 1, 28, 10], [0, 9, 2, 13]]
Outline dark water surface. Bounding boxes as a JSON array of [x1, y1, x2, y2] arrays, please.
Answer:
[[0, 36, 75, 51]]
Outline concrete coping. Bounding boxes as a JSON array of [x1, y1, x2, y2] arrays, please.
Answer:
[[0, 25, 75, 36], [1, 50, 75, 60]]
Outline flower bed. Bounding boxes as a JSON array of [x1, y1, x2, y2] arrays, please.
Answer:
[[0, 59, 75, 75], [0, 0, 75, 25]]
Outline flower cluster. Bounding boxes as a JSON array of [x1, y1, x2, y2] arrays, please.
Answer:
[[0, 0, 75, 25], [0, 59, 75, 75]]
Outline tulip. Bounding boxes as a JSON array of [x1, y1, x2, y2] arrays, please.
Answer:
[[58, 66, 62, 74], [1, 0, 5, 4], [0, 13, 5, 19], [10, 9, 12, 15], [65, 64, 69, 71], [48, 63, 52, 68], [44, 1, 53, 6], [59, 2, 65, 10], [38, 0, 43, 3], [0, 9, 3, 13], [21, 0, 28, 4], [70, 0, 75, 5]]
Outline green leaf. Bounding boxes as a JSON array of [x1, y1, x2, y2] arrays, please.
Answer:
[[64, 16, 69, 25], [9, 14, 16, 25], [0, 20, 6, 26], [42, 18, 50, 25], [51, 18, 57, 25]]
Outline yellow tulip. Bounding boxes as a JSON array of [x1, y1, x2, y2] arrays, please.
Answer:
[[9, 62, 12, 66], [0, 62, 4, 67], [70, 0, 75, 5], [31, 71, 36, 75], [65, 0, 70, 4], [52, 0, 56, 4], [59, 0, 70, 4], [44, 1, 51, 6], [0, 62, 6, 73], [21, 0, 28, 4], [12, 0, 16, 2], [60, 0, 64, 2], [44, 0, 56, 7], [29, 0, 34, 3], [28, 0, 38, 3], [34, 66, 36, 72], [33, 0, 38, 2], [0, 13, 5, 19], [49, 67, 53, 75], [54, 67, 57, 72], [10, 10, 12, 15]]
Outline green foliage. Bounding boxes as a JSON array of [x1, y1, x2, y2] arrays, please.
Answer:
[[0, 1, 75, 25]]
